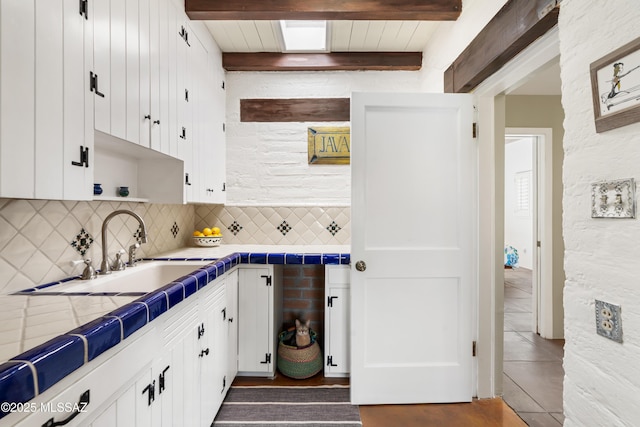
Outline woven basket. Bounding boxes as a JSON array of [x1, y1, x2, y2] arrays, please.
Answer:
[[277, 330, 323, 379]]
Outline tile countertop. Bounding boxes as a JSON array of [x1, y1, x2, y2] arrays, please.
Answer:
[[0, 244, 350, 416]]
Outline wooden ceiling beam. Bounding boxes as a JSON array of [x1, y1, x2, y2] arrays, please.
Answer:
[[185, 0, 461, 21], [223, 52, 423, 71], [444, 0, 559, 93]]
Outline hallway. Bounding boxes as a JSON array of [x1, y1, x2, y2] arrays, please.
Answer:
[[503, 268, 565, 426]]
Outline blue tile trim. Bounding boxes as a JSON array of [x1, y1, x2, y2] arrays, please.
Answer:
[[285, 253, 304, 264], [303, 254, 322, 264], [162, 282, 185, 309], [267, 253, 285, 264], [68, 317, 122, 361], [248, 253, 267, 264], [11, 335, 84, 394], [137, 292, 168, 322], [181, 276, 198, 299], [0, 361, 36, 419], [109, 303, 148, 339]]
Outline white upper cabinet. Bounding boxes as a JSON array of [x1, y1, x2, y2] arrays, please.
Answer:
[[0, 0, 225, 203], [0, 0, 93, 201]]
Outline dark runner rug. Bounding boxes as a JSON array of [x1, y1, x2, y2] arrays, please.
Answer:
[[212, 385, 362, 427]]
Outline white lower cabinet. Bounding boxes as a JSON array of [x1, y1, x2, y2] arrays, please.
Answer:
[[324, 265, 351, 377], [8, 269, 239, 427], [237, 265, 282, 377]]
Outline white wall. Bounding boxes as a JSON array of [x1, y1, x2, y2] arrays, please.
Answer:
[[559, 1, 640, 425], [225, 71, 424, 206], [504, 137, 533, 269], [224, 0, 511, 207]]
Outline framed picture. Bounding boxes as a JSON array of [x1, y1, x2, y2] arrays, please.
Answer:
[[590, 36, 640, 133]]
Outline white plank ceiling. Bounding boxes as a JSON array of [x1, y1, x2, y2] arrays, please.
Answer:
[[204, 20, 440, 52]]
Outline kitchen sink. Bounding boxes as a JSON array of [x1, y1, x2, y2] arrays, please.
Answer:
[[49, 260, 212, 294]]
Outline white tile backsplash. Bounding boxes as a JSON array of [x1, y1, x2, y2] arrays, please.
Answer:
[[195, 205, 351, 245], [0, 199, 351, 295], [0, 199, 195, 295]]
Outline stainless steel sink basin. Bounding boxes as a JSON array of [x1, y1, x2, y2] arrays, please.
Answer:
[[49, 260, 211, 294]]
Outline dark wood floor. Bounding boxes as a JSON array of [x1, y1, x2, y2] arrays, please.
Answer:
[[233, 373, 526, 427]]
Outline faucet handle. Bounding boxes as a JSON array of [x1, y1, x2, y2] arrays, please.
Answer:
[[70, 258, 97, 280], [111, 249, 126, 271], [128, 243, 140, 267]]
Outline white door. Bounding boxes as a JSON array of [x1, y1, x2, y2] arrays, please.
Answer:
[[351, 92, 476, 404]]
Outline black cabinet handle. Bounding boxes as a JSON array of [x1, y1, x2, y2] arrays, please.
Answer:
[[153, 119, 160, 125], [179, 127, 186, 139], [228, 317, 234, 323], [222, 308, 226, 320], [144, 114, 151, 120], [328, 296, 339, 307], [199, 348, 210, 358], [41, 389, 90, 427]]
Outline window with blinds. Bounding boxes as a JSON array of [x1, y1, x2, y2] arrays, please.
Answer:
[[515, 170, 532, 217]]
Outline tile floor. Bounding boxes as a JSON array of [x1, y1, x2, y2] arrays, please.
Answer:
[[503, 267, 565, 427]]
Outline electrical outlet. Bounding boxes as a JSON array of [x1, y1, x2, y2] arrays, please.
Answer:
[[595, 300, 623, 343]]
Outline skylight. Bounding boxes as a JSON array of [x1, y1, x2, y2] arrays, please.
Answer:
[[279, 20, 328, 52]]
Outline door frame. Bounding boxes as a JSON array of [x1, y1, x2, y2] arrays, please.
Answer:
[[472, 26, 560, 398], [505, 128, 554, 337]]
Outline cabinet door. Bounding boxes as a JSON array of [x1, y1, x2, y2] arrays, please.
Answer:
[[63, 0, 93, 200], [34, 0, 63, 199], [110, 0, 127, 140], [325, 265, 351, 377], [138, 0, 151, 147], [199, 280, 227, 424], [92, 0, 111, 135], [226, 269, 239, 386], [0, 0, 35, 198], [125, 0, 141, 145], [238, 267, 274, 375]]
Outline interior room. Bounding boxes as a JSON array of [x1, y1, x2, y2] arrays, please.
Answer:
[[1, 1, 640, 426]]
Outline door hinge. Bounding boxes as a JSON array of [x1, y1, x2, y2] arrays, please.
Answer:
[[142, 380, 155, 406], [472, 122, 477, 138], [328, 296, 338, 307], [158, 365, 170, 394], [71, 146, 89, 168], [327, 355, 338, 367], [89, 72, 105, 97], [472, 341, 477, 357], [261, 275, 272, 286], [79, 0, 88, 19], [260, 353, 272, 364], [197, 323, 205, 339]]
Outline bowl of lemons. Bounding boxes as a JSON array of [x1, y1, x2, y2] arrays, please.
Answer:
[[192, 227, 223, 247]]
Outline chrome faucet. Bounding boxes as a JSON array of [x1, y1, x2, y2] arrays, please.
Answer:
[[100, 210, 148, 275]]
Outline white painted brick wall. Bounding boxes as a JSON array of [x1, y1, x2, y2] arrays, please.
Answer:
[[225, 71, 425, 206], [559, 1, 640, 425]]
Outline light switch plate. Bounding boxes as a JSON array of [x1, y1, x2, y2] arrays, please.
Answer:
[[591, 178, 635, 218], [595, 299, 623, 343]]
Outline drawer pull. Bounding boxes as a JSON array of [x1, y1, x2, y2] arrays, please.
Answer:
[[41, 389, 90, 427]]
